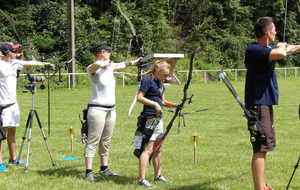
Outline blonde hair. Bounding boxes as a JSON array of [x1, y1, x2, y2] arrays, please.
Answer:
[[149, 60, 170, 75]]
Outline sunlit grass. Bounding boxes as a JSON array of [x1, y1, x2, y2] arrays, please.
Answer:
[[0, 78, 299, 190]]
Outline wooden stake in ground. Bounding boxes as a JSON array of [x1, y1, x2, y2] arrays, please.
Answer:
[[69, 126, 75, 152], [191, 135, 200, 163]]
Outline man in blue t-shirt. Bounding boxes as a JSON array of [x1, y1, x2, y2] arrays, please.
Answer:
[[245, 17, 300, 190]]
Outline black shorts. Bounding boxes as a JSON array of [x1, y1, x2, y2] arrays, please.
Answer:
[[250, 105, 276, 153]]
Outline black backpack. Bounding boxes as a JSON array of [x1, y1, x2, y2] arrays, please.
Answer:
[[79, 108, 88, 144]]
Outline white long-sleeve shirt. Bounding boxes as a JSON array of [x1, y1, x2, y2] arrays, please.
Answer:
[[0, 60, 23, 105], [87, 60, 127, 106]]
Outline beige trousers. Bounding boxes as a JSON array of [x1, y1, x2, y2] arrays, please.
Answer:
[[84, 107, 116, 157]]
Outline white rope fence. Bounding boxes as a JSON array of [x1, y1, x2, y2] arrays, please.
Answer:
[[177, 67, 300, 83], [19, 67, 300, 87]]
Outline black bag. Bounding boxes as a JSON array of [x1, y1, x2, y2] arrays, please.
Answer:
[[79, 108, 88, 144], [133, 115, 146, 158], [0, 127, 6, 141], [133, 115, 158, 158]]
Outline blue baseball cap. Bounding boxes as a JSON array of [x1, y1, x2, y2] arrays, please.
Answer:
[[0, 42, 21, 55]]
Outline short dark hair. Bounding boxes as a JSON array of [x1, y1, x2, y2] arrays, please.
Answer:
[[90, 44, 112, 55], [254, 17, 274, 38]]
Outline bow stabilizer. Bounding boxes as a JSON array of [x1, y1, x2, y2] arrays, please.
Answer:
[[218, 71, 265, 143]]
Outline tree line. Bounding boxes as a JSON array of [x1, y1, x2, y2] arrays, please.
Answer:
[[0, 0, 299, 71]]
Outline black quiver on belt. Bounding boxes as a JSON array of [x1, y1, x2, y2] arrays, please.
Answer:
[[246, 106, 266, 143], [79, 108, 88, 144], [133, 115, 157, 158], [0, 127, 5, 141]]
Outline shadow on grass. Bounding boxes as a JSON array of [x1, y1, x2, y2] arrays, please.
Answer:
[[95, 174, 137, 185], [37, 165, 83, 179], [37, 165, 136, 185], [169, 184, 222, 190], [169, 172, 247, 190]]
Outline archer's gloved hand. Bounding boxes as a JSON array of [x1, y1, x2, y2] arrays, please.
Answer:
[[176, 104, 184, 110], [131, 57, 142, 66]]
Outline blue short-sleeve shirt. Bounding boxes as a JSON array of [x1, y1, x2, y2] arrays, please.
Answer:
[[139, 76, 164, 115], [244, 42, 278, 106]]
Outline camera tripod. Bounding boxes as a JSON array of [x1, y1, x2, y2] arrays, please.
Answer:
[[17, 82, 56, 171]]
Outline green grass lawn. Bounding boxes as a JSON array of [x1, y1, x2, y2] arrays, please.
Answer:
[[0, 78, 299, 190]]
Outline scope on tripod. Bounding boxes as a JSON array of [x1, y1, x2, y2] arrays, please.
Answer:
[[23, 74, 46, 93], [26, 74, 45, 83]]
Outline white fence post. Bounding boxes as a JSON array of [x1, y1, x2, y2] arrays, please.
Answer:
[[122, 72, 125, 88], [235, 69, 238, 81], [285, 68, 287, 79]]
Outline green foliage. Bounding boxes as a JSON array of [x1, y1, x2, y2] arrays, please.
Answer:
[[33, 33, 57, 53], [0, 0, 299, 70]]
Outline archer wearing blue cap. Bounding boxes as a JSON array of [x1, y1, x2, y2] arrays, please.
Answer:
[[0, 42, 23, 171], [0, 42, 45, 172]]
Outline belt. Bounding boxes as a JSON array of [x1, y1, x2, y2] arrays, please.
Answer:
[[88, 104, 115, 109], [142, 114, 156, 119]]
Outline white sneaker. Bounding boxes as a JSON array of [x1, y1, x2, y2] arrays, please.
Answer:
[[154, 175, 171, 184], [138, 179, 154, 188], [100, 168, 119, 176]]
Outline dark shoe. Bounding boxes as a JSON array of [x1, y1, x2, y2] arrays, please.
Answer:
[[100, 168, 119, 176], [138, 179, 154, 188], [154, 175, 171, 184], [85, 172, 95, 182], [8, 160, 17, 165]]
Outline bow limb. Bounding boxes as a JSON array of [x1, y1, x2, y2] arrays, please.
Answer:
[[115, 0, 136, 37], [128, 94, 137, 117], [115, 1, 144, 116], [283, 0, 289, 42]]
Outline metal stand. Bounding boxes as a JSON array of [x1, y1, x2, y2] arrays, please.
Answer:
[[17, 82, 56, 171], [285, 104, 300, 190], [286, 156, 300, 190], [38, 59, 71, 136]]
